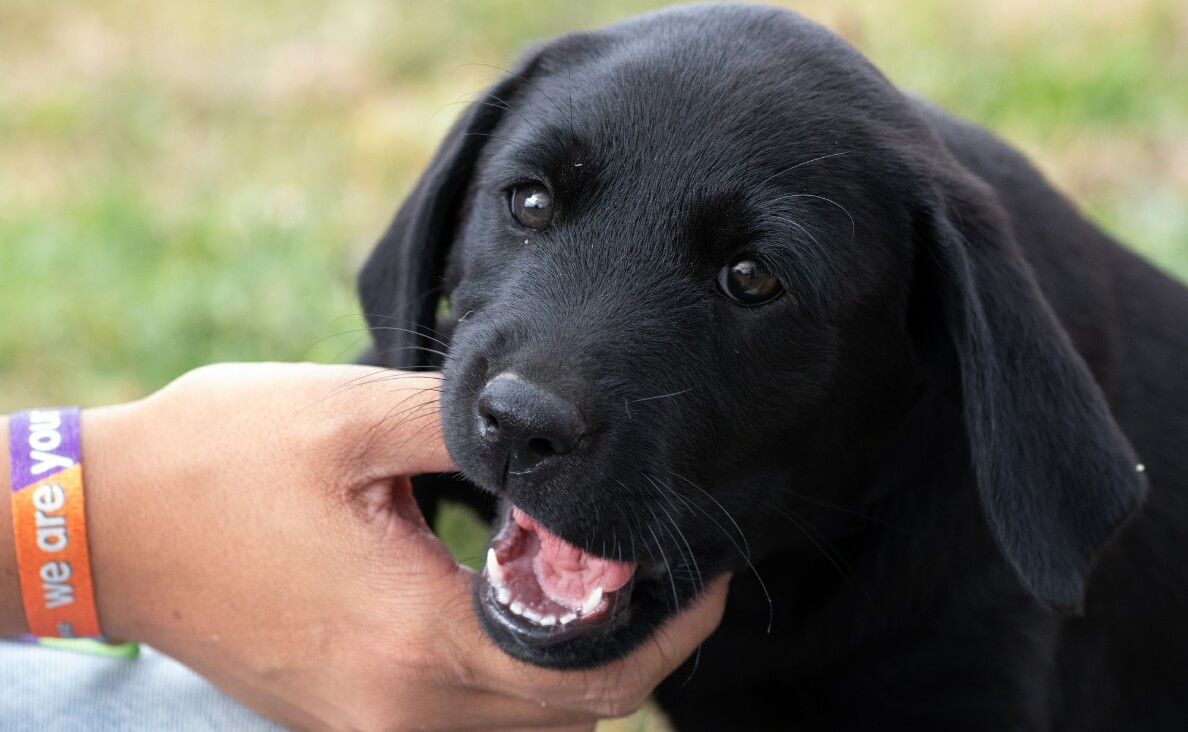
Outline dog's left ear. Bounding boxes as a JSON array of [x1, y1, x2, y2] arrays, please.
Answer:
[[357, 52, 545, 369], [916, 171, 1147, 614]]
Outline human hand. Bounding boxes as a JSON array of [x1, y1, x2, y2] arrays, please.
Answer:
[[78, 363, 728, 730]]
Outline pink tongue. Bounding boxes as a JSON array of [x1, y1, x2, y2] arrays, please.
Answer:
[[513, 509, 635, 611]]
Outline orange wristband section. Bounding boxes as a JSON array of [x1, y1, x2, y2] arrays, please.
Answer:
[[8, 408, 101, 638]]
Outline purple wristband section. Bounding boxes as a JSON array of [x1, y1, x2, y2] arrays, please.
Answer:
[[9, 407, 81, 493]]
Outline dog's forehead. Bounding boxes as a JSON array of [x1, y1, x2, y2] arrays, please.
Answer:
[[471, 9, 926, 307], [499, 12, 906, 196]]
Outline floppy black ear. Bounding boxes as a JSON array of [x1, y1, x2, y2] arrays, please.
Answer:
[[919, 175, 1146, 614], [357, 55, 542, 369]]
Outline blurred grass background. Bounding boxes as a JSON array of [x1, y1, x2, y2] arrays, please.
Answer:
[[0, 1, 1185, 728], [1, 0, 1185, 412]]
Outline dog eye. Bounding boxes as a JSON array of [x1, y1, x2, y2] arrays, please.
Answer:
[[510, 184, 554, 230], [717, 256, 783, 305]]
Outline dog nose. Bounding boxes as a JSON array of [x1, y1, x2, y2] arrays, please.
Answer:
[[477, 373, 584, 471]]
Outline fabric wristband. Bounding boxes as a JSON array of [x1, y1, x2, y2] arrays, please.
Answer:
[[8, 407, 101, 638]]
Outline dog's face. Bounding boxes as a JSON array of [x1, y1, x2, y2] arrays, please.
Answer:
[[441, 9, 922, 666], [361, 6, 1145, 669]]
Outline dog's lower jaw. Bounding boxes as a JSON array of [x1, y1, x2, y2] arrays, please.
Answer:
[[472, 570, 694, 669], [476, 570, 634, 646]]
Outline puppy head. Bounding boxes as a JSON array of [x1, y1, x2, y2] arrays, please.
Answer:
[[360, 6, 1145, 667]]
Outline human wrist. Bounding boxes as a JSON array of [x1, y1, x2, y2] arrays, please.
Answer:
[[79, 401, 154, 642]]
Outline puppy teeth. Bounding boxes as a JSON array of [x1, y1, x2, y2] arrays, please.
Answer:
[[559, 612, 577, 625], [539, 614, 557, 627], [523, 608, 544, 624], [579, 587, 604, 616], [485, 548, 505, 587], [510, 600, 526, 616], [496, 586, 511, 606]]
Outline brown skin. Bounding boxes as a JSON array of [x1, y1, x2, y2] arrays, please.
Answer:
[[0, 363, 729, 731]]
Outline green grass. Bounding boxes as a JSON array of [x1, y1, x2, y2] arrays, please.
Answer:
[[1, 1, 1185, 727]]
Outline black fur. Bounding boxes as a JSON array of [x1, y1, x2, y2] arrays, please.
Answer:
[[359, 5, 1188, 729]]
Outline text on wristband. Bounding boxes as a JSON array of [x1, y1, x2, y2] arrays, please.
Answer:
[[27, 410, 77, 475], [9, 407, 100, 637]]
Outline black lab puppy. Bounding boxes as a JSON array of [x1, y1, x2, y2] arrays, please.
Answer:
[[358, 5, 1188, 730]]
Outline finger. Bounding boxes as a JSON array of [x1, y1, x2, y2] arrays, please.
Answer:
[[303, 364, 457, 475], [467, 575, 732, 717], [354, 372, 454, 475], [561, 574, 731, 715], [632, 573, 731, 680], [425, 691, 600, 731]]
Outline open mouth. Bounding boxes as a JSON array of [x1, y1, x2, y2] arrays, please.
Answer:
[[480, 506, 638, 645]]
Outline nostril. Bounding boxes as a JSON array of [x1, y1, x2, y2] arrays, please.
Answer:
[[527, 437, 557, 458], [482, 412, 500, 434]]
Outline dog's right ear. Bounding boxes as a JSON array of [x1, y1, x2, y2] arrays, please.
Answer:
[[357, 54, 544, 369]]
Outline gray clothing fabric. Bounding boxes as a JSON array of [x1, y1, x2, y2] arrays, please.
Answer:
[[0, 640, 284, 731]]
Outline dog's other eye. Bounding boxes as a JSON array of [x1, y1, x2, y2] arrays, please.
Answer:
[[717, 256, 783, 305], [510, 184, 554, 230]]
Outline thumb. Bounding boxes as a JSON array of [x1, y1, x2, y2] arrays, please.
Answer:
[[311, 365, 456, 476]]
